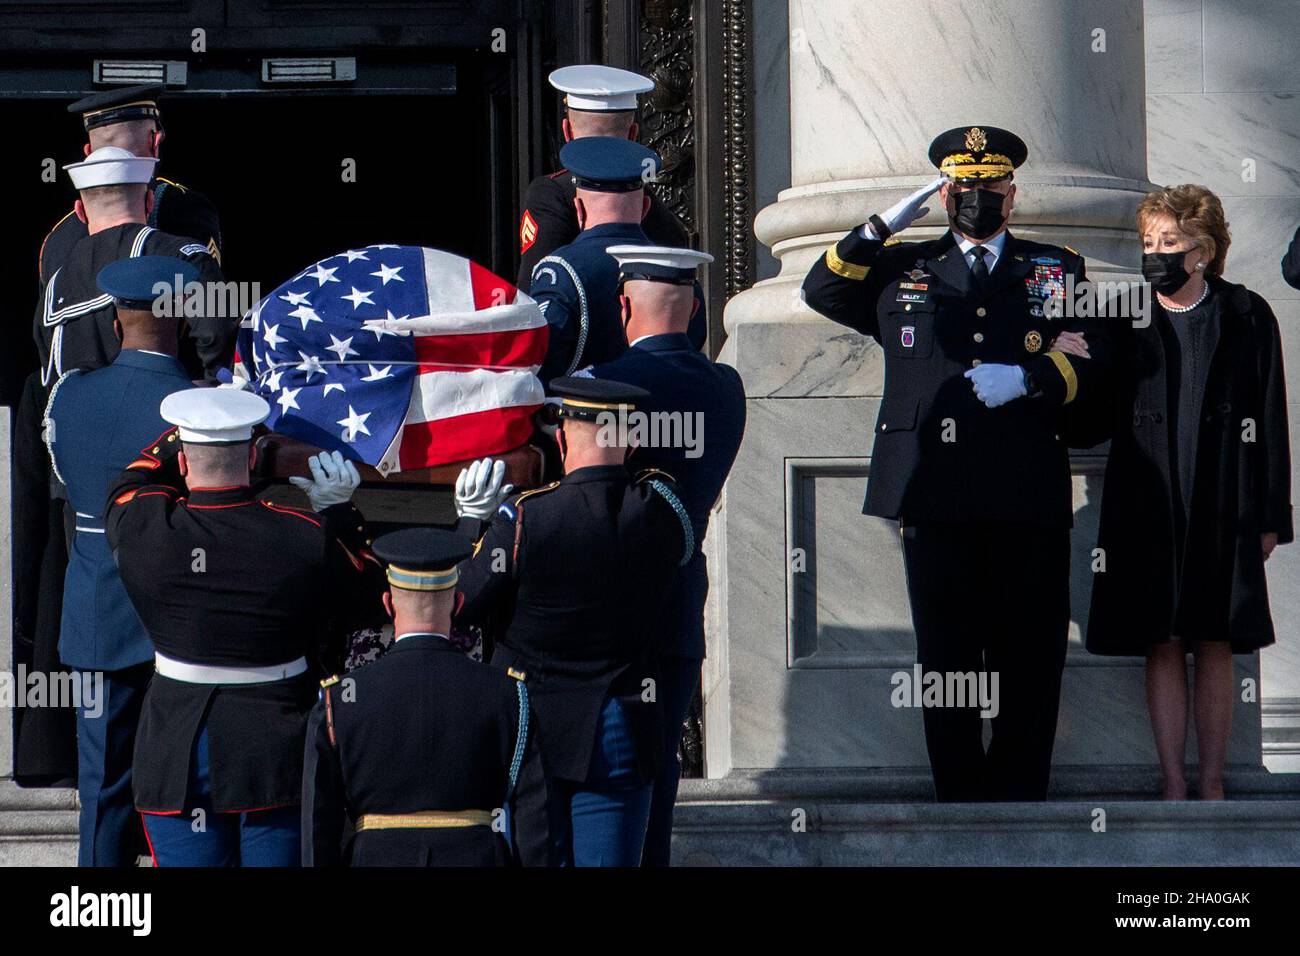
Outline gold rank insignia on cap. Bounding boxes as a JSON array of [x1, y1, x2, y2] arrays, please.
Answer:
[[928, 125, 1027, 184], [1025, 330, 1043, 353]]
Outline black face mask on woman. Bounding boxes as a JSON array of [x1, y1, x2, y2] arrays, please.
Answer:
[[1140, 250, 1193, 295], [949, 188, 1007, 241]]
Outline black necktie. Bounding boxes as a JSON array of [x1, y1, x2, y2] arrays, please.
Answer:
[[969, 245, 990, 287]]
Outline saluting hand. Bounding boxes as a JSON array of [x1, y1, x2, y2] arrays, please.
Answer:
[[868, 176, 946, 239], [455, 457, 514, 520], [290, 450, 361, 511]]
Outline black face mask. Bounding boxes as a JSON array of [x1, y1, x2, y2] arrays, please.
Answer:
[[1141, 250, 1193, 295], [949, 188, 1007, 241]]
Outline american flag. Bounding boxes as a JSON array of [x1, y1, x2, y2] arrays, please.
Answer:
[[234, 246, 548, 474]]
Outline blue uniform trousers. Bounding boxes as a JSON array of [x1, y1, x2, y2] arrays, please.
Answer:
[[141, 721, 300, 867], [548, 696, 653, 866], [75, 663, 151, 867], [641, 654, 701, 866]]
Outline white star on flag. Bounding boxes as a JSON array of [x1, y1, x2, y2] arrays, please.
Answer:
[[277, 387, 302, 415], [365, 310, 408, 341], [296, 351, 327, 382], [362, 364, 393, 382], [338, 405, 372, 443], [264, 367, 285, 392], [279, 290, 311, 306], [339, 249, 371, 262], [326, 334, 358, 361], [304, 264, 339, 286], [263, 323, 286, 350], [342, 287, 375, 309], [323, 383, 347, 396], [288, 305, 323, 330], [370, 263, 404, 285], [369, 243, 400, 249]]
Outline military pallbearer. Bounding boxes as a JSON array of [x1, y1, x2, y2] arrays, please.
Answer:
[[586, 246, 746, 864], [303, 527, 547, 866]]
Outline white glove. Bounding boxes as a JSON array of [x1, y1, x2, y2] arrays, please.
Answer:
[[455, 457, 514, 520], [964, 364, 1028, 409], [289, 450, 361, 511], [864, 176, 946, 239]]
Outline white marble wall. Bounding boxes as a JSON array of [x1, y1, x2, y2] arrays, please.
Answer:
[[1144, 0, 1300, 767]]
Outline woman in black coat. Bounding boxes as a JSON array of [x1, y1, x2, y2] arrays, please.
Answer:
[[1087, 184, 1292, 801]]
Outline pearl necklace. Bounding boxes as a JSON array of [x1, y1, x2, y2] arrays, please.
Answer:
[[1161, 281, 1210, 314]]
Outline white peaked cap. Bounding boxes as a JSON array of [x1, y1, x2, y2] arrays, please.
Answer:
[[160, 388, 270, 445], [64, 145, 158, 190], [606, 245, 714, 272], [549, 65, 654, 112]]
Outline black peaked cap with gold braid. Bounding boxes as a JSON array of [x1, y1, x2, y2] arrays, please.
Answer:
[[927, 125, 1027, 184], [549, 375, 651, 423], [372, 527, 473, 593]]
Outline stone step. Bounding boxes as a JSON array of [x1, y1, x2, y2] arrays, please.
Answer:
[[6, 774, 1300, 867], [0, 782, 78, 866], [681, 765, 1300, 802], [673, 770, 1300, 865]]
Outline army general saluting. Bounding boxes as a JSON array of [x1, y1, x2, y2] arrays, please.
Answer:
[[802, 126, 1112, 802]]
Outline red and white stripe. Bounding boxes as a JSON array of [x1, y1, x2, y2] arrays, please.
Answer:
[[376, 249, 549, 473]]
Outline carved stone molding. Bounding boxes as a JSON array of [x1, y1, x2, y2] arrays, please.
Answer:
[[719, 0, 753, 298]]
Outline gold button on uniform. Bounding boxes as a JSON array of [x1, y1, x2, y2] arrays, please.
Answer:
[[904, 304, 913, 312], [973, 332, 984, 343], [976, 307, 987, 317], [971, 359, 982, 367]]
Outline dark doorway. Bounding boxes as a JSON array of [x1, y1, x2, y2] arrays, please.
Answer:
[[164, 90, 495, 294]]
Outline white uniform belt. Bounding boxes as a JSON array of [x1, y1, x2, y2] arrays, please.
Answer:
[[154, 652, 308, 685]]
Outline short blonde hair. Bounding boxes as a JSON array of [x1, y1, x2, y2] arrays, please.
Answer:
[[1136, 184, 1231, 278]]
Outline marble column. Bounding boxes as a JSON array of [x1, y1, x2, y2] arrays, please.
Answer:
[[704, 0, 1264, 781]]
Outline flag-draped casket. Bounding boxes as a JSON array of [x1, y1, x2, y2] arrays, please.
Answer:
[[234, 246, 548, 475]]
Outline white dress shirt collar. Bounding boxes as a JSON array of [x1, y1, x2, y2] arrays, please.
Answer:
[[394, 631, 448, 643], [953, 229, 1008, 270]]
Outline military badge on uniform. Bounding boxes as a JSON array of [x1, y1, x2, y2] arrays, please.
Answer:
[[519, 209, 539, 253], [965, 127, 988, 152], [1026, 258, 1065, 305], [1024, 330, 1043, 353], [907, 268, 928, 282], [901, 326, 916, 348]]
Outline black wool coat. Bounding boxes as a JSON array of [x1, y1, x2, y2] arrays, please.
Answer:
[[1087, 278, 1293, 654]]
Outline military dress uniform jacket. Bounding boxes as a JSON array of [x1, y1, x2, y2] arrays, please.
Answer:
[[302, 634, 549, 866], [517, 168, 687, 290], [802, 229, 1111, 527], [454, 464, 691, 784], [527, 221, 707, 380], [34, 222, 231, 388], [104, 442, 382, 812], [39, 177, 222, 277], [591, 334, 747, 658], [43, 350, 193, 671]]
